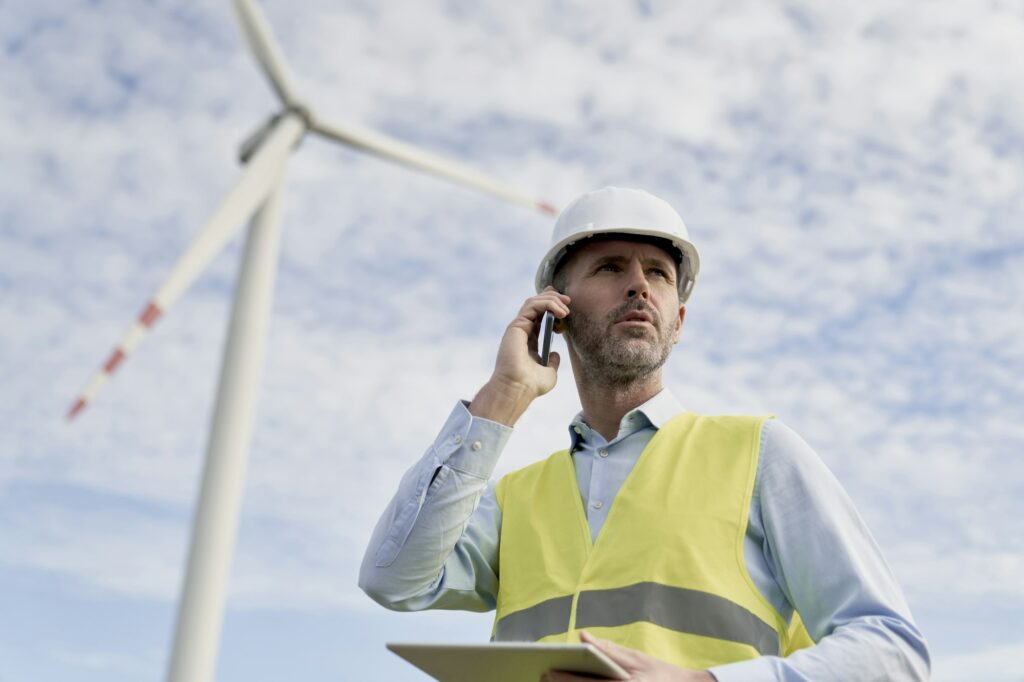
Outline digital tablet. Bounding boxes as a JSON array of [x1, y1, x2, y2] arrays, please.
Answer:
[[386, 642, 629, 681]]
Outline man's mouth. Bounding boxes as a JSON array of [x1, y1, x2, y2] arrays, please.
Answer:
[[615, 310, 656, 327]]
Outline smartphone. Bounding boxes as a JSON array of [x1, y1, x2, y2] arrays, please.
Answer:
[[539, 311, 555, 367]]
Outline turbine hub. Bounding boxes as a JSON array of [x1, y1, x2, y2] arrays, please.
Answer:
[[239, 105, 311, 163]]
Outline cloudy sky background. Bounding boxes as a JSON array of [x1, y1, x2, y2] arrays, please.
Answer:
[[2, 0, 1023, 680]]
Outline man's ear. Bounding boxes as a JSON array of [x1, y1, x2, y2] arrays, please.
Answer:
[[552, 281, 570, 334], [674, 304, 686, 342]]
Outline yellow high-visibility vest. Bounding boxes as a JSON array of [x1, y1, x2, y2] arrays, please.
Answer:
[[492, 412, 811, 669]]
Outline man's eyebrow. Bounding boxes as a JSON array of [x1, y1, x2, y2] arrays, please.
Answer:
[[644, 255, 676, 269], [591, 254, 627, 266], [589, 254, 676, 269]]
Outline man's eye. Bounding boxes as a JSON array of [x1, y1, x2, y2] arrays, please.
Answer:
[[597, 263, 620, 272], [650, 268, 669, 278]]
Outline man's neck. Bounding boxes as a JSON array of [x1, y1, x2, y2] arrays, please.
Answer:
[[575, 374, 664, 442]]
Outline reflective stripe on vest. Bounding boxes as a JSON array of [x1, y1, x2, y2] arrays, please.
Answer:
[[494, 582, 779, 656], [493, 594, 573, 642]]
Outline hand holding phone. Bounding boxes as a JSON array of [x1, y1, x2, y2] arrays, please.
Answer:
[[468, 291, 568, 425]]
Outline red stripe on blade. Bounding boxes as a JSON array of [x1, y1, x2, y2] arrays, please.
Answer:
[[139, 302, 162, 327], [103, 349, 126, 374], [537, 201, 558, 216], [67, 398, 87, 420]]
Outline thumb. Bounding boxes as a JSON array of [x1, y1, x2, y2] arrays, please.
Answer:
[[548, 351, 561, 372], [580, 631, 615, 654]]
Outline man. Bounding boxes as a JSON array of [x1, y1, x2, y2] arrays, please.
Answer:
[[360, 187, 930, 680]]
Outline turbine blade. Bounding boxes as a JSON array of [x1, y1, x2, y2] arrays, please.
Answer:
[[229, 0, 301, 106], [309, 115, 558, 216], [66, 113, 306, 420]]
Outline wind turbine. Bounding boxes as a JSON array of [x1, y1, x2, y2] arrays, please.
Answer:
[[66, 2, 557, 681]]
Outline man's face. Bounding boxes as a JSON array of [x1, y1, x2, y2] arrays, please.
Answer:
[[558, 239, 685, 386]]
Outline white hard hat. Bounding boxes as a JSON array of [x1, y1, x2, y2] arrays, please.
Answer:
[[535, 186, 700, 302]]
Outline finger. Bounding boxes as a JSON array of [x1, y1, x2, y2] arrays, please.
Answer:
[[542, 285, 572, 303], [580, 631, 633, 664], [541, 288, 573, 308], [526, 291, 570, 314], [526, 293, 571, 320], [581, 630, 623, 654], [514, 298, 569, 333]]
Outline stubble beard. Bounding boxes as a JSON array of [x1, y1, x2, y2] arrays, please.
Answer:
[[566, 301, 677, 388]]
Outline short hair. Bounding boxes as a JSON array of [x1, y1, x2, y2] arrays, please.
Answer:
[[550, 233, 683, 293]]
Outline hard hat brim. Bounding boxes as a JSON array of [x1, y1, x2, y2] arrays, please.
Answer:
[[534, 226, 700, 303]]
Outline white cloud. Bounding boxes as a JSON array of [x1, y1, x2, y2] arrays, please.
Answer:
[[51, 647, 162, 679], [934, 641, 1024, 682]]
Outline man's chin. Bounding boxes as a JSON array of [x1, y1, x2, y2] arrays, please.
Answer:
[[611, 325, 656, 341], [606, 336, 660, 360]]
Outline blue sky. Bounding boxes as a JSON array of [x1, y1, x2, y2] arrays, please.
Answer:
[[2, 1, 1023, 680]]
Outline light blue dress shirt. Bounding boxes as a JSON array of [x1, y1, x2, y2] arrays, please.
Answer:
[[359, 389, 930, 681]]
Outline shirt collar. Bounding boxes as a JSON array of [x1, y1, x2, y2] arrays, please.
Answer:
[[567, 387, 684, 450]]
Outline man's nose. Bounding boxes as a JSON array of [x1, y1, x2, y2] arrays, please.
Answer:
[[625, 261, 651, 300]]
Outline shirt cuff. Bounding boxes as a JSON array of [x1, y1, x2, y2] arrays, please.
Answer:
[[432, 400, 513, 480], [707, 656, 775, 682]]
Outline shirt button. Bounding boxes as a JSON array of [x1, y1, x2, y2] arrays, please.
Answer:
[[453, 435, 462, 445], [593, 500, 604, 509], [598, 449, 609, 458], [471, 441, 482, 451]]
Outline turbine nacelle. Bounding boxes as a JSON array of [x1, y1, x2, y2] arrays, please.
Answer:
[[238, 106, 310, 163]]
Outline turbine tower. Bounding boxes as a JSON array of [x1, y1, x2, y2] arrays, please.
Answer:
[[66, 2, 557, 681]]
